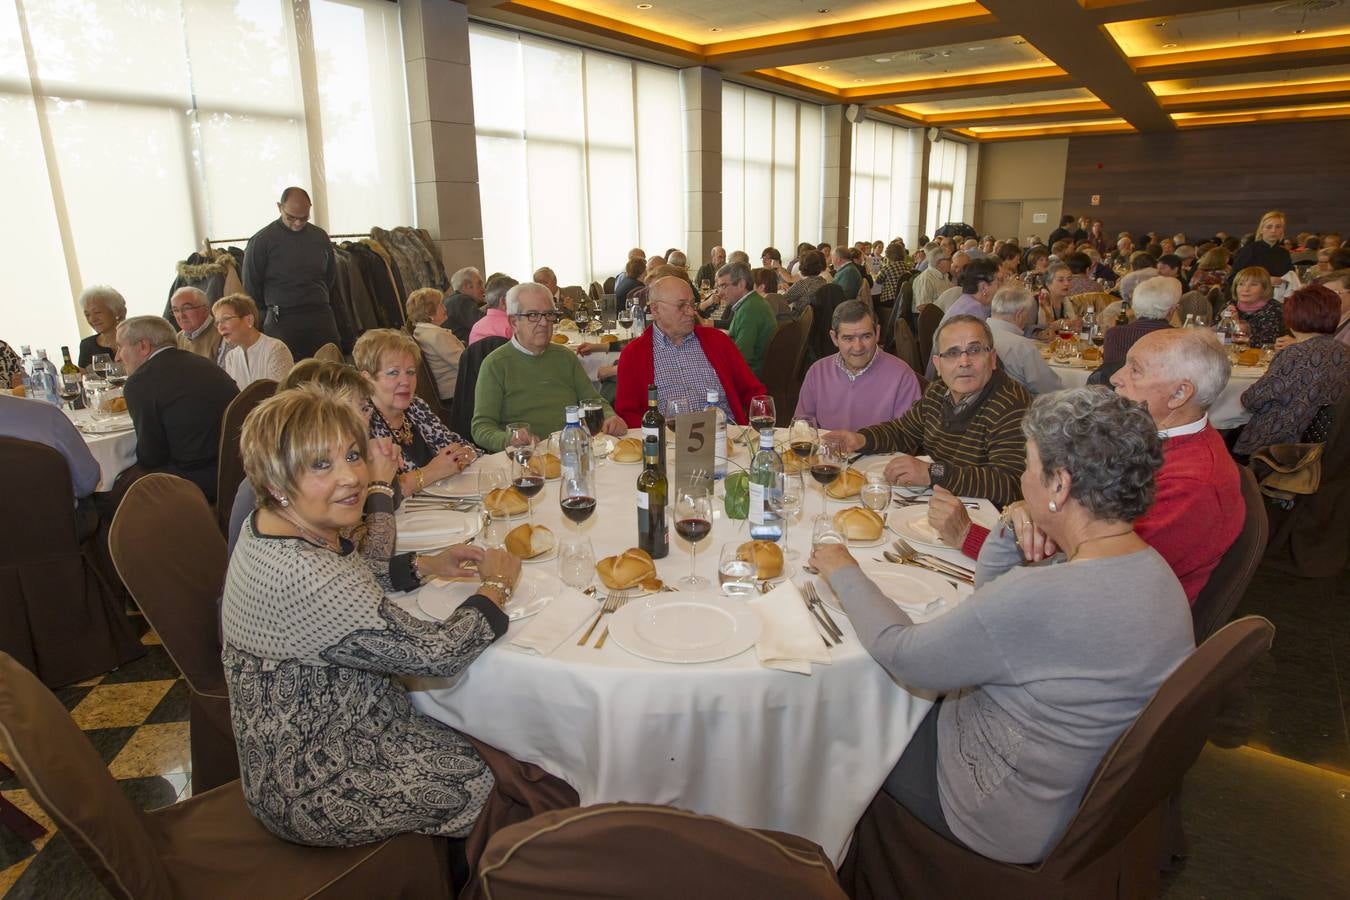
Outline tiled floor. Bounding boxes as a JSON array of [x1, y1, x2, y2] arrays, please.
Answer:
[[2, 565, 1348, 898]]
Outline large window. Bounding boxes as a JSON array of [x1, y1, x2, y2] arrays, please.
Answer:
[[848, 119, 922, 248], [721, 84, 823, 257], [2, 0, 411, 357], [469, 25, 685, 288], [924, 138, 971, 237]]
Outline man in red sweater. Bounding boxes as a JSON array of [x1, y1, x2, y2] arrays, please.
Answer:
[[929, 329, 1243, 604], [614, 276, 766, 426]]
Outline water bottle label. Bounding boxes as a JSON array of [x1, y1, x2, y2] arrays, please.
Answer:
[[748, 481, 766, 524]]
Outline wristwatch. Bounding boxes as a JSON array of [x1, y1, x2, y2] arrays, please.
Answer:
[[927, 461, 947, 485]]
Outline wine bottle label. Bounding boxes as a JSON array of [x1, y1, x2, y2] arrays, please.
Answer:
[[636, 490, 649, 510]]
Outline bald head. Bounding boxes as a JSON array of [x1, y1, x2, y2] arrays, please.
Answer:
[[1110, 328, 1230, 428]]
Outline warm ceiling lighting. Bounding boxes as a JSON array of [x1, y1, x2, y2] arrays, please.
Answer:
[[709, 27, 720, 32], [635, 2, 651, 8], [1162, 42, 1178, 48], [818, 64, 831, 69], [873, 57, 892, 63]]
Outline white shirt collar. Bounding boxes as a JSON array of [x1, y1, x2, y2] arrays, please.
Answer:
[[510, 335, 543, 357], [1159, 413, 1208, 439]]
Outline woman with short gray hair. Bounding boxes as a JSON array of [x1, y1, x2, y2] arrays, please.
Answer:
[[77, 284, 128, 369], [810, 386, 1193, 865]]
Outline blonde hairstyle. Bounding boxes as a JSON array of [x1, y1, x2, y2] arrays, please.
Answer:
[[1233, 266, 1272, 298], [405, 287, 444, 324], [1256, 210, 1286, 234], [280, 359, 371, 405], [352, 328, 421, 375], [212, 293, 260, 323], [241, 384, 368, 511], [1197, 248, 1229, 271]]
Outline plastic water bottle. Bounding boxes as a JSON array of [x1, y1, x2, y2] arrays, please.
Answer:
[[17, 346, 34, 396], [1214, 308, 1236, 346], [33, 349, 61, 406], [1078, 306, 1096, 345], [558, 405, 594, 483], [748, 428, 783, 541], [705, 389, 727, 480]]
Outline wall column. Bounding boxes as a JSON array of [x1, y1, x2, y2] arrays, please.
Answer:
[[680, 66, 721, 263], [402, 0, 484, 274], [821, 105, 852, 249]]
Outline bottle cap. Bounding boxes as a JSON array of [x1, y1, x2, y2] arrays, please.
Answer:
[[759, 428, 774, 448], [564, 406, 579, 423], [707, 390, 719, 403]]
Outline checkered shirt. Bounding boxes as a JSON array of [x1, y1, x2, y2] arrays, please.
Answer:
[[651, 326, 734, 419]]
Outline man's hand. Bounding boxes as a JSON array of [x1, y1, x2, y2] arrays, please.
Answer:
[[821, 430, 865, 453], [927, 486, 972, 551], [602, 415, 628, 436], [885, 454, 931, 486]]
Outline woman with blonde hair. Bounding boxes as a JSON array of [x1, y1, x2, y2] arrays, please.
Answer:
[[405, 286, 464, 402], [1229, 210, 1292, 283], [1227, 266, 1285, 347], [222, 384, 520, 850]]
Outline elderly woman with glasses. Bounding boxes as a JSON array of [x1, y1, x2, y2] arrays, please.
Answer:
[[215, 293, 294, 389], [76, 285, 128, 369], [355, 328, 477, 496], [812, 386, 1193, 865], [223, 385, 521, 850]]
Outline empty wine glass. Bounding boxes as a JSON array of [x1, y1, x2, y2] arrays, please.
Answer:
[[558, 537, 595, 592], [478, 466, 508, 513], [748, 394, 776, 432], [105, 361, 127, 386], [91, 353, 112, 378], [674, 484, 713, 589], [771, 470, 805, 560]]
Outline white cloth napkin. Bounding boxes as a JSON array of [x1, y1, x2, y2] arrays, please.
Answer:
[[747, 581, 832, 675], [510, 590, 596, 656]]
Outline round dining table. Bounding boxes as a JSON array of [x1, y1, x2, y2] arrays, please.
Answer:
[[392, 433, 992, 864], [65, 406, 136, 490]]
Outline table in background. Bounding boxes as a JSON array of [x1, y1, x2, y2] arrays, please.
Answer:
[[65, 407, 136, 490], [1048, 361, 1263, 430], [396, 437, 988, 864]]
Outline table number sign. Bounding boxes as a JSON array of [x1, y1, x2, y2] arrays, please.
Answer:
[[674, 408, 716, 490]]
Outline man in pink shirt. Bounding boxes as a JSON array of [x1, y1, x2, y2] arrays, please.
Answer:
[[794, 300, 922, 431], [468, 274, 518, 346]]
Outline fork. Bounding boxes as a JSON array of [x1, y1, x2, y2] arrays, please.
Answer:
[[594, 596, 631, 648], [804, 582, 845, 642], [890, 539, 975, 583], [577, 593, 619, 646]]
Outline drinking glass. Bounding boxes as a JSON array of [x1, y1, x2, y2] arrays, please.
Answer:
[[772, 470, 805, 560], [507, 423, 541, 523], [480, 512, 509, 550], [860, 472, 890, 514], [809, 441, 843, 519], [558, 537, 595, 592], [91, 353, 112, 378], [105, 361, 127, 386], [748, 394, 776, 433], [580, 400, 605, 437], [811, 514, 845, 552], [57, 373, 82, 412], [478, 466, 508, 512], [665, 397, 694, 465], [559, 469, 597, 532], [673, 485, 713, 589], [700, 278, 712, 298], [786, 415, 817, 464], [717, 543, 757, 597]]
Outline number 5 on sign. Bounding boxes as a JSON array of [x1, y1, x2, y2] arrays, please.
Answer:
[[675, 409, 716, 490]]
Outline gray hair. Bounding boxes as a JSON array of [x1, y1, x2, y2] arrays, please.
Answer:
[[450, 267, 481, 292], [933, 313, 994, 352], [116, 315, 177, 350], [79, 284, 127, 320], [1175, 244, 1197, 259], [716, 261, 753, 289], [728, 250, 750, 265], [990, 285, 1037, 322], [666, 250, 688, 268], [505, 281, 551, 315], [169, 286, 208, 307], [1139, 329, 1231, 409], [1023, 386, 1163, 522], [831, 299, 876, 333], [1131, 276, 1182, 320], [1119, 267, 1157, 303], [484, 274, 518, 310], [1044, 260, 1071, 283]]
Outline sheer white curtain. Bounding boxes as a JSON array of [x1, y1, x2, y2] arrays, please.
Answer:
[[469, 25, 686, 288], [721, 83, 823, 257], [924, 138, 970, 237], [2, 0, 411, 358], [848, 119, 922, 248]]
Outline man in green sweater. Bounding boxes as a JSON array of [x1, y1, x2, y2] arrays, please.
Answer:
[[472, 282, 628, 451], [714, 261, 776, 377]]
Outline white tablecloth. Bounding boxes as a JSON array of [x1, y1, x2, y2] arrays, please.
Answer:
[[66, 408, 136, 490], [1048, 361, 1262, 430], [396, 438, 986, 864]]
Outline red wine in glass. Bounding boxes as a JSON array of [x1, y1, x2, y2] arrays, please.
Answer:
[[583, 407, 605, 435], [789, 441, 815, 459], [675, 517, 712, 543], [512, 474, 545, 499], [1091, 333, 1105, 348], [560, 496, 597, 524], [810, 463, 841, 486]]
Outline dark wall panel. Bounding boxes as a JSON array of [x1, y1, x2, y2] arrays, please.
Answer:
[[1062, 121, 1348, 242]]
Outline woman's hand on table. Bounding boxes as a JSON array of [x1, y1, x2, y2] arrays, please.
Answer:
[[1003, 500, 1058, 562], [601, 415, 628, 436], [421, 543, 486, 580], [809, 543, 859, 579], [927, 486, 971, 550], [367, 436, 400, 485], [821, 430, 864, 453], [884, 454, 930, 486], [477, 548, 523, 608], [425, 442, 477, 480]]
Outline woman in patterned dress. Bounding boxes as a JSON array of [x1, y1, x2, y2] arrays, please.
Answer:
[[1227, 266, 1285, 348]]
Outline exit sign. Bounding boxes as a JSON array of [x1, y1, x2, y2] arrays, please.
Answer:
[[1090, 194, 1101, 206]]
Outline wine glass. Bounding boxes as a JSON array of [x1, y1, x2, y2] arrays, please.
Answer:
[[559, 468, 597, 533], [105, 361, 127, 386], [57, 373, 81, 412], [809, 441, 843, 519], [772, 470, 805, 560], [787, 415, 817, 464], [507, 423, 541, 523], [860, 472, 890, 515], [478, 466, 508, 512], [558, 537, 595, 592], [674, 484, 713, 589], [748, 394, 776, 433], [91, 353, 111, 378], [665, 397, 694, 464]]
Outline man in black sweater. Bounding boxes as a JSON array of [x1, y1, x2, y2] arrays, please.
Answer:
[[242, 186, 340, 359], [115, 316, 239, 502]]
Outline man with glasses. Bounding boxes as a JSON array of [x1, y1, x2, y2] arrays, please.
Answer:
[[170, 286, 224, 364], [714, 261, 775, 377], [614, 276, 765, 426], [824, 315, 1030, 507], [471, 281, 625, 452]]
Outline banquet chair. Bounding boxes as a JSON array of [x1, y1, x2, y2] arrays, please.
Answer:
[[474, 804, 846, 900], [807, 283, 847, 365], [916, 302, 944, 364], [0, 437, 144, 688], [892, 318, 922, 377], [452, 336, 509, 445], [793, 305, 815, 382], [215, 378, 277, 536], [603, 275, 616, 294], [1190, 466, 1267, 644], [0, 651, 452, 900], [461, 737, 579, 876], [838, 616, 1275, 900], [560, 285, 587, 305], [109, 474, 239, 792], [759, 319, 803, 428], [312, 342, 344, 364], [414, 347, 452, 428], [1264, 387, 1350, 577], [588, 281, 602, 303]]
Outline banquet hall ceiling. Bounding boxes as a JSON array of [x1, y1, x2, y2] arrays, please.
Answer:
[[465, 0, 1350, 140]]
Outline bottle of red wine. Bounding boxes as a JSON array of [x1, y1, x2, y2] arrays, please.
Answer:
[[636, 434, 668, 558], [641, 383, 666, 464]]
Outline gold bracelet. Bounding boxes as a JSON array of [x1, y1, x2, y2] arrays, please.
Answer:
[[479, 576, 513, 601], [415, 468, 426, 492], [367, 484, 394, 497]]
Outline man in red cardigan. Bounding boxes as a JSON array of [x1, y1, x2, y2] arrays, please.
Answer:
[[615, 276, 766, 426], [926, 328, 1243, 605]]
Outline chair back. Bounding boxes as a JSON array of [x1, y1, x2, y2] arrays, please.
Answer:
[[0, 437, 77, 560], [0, 651, 173, 899], [760, 319, 803, 427], [1071, 291, 1113, 319], [793, 305, 814, 383], [312, 342, 343, 363], [477, 804, 846, 899], [413, 346, 452, 427], [215, 379, 277, 536], [109, 475, 229, 695], [560, 285, 587, 304], [1265, 386, 1350, 577], [1177, 291, 1212, 325], [603, 275, 616, 294], [452, 336, 509, 444], [1039, 616, 1274, 878], [807, 283, 846, 363], [588, 281, 602, 302], [1190, 466, 1267, 643], [893, 317, 922, 375], [916, 302, 944, 364]]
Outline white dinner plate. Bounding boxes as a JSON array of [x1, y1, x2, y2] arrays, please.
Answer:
[[820, 565, 958, 623], [416, 570, 553, 622], [847, 533, 887, 549], [889, 504, 997, 552], [78, 414, 133, 434], [394, 507, 483, 553], [607, 593, 761, 664], [421, 471, 480, 499], [521, 542, 559, 564]]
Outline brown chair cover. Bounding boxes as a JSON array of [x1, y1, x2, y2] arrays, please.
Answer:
[[0, 437, 143, 687], [603, 275, 616, 294], [588, 281, 602, 302], [1264, 387, 1350, 577], [892, 318, 922, 376], [916, 302, 944, 366], [453, 336, 509, 445], [807, 283, 847, 364], [1177, 291, 1212, 325], [476, 804, 846, 900], [1191, 466, 1267, 643], [215, 379, 277, 536], [312, 342, 343, 364], [1070, 291, 1113, 319], [794, 305, 814, 379], [0, 651, 451, 900], [560, 285, 587, 304], [109, 474, 239, 792], [838, 616, 1275, 900], [759, 319, 803, 428]]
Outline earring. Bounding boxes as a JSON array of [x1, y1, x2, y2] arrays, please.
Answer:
[[276, 496, 290, 507], [1048, 500, 1058, 512]]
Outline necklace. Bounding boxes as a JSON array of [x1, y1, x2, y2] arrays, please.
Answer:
[[388, 414, 413, 446], [274, 507, 341, 553], [1067, 529, 1134, 562]]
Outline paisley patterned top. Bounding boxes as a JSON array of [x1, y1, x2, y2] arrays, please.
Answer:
[[368, 396, 473, 474], [1235, 335, 1350, 455], [221, 515, 507, 846], [1235, 299, 1285, 347]]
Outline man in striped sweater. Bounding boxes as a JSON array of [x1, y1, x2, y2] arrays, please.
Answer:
[[825, 315, 1031, 508]]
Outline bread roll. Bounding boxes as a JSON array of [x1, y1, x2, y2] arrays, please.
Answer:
[[833, 506, 883, 541], [599, 334, 619, 344], [736, 540, 784, 580], [484, 487, 529, 517], [107, 396, 128, 413], [528, 453, 561, 478], [1236, 348, 1261, 367], [551, 333, 569, 344], [505, 523, 554, 559], [782, 452, 817, 474], [611, 437, 644, 463], [596, 547, 656, 590], [826, 467, 864, 499], [1080, 346, 1102, 362]]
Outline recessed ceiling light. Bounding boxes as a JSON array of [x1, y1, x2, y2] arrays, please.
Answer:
[[873, 57, 892, 63], [1162, 41, 1178, 48], [1154, 20, 1167, 27], [818, 8, 830, 13], [709, 26, 720, 32], [942, 49, 954, 56], [1294, 27, 1307, 33], [967, 46, 985, 52], [817, 64, 831, 70], [1013, 39, 1026, 45], [635, 2, 651, 8], [854, 78, 866, 82]]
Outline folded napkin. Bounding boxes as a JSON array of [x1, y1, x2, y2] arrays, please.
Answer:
[[510, 590, 596, 656], [747, 581, 832, 675]]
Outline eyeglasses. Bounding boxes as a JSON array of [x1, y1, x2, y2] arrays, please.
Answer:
[[216, 314, 242, 324], [171, 303, 205, 315], [935, 343, 992, 361], [655, 300, 697, 313], [514, 310, 561, 323]]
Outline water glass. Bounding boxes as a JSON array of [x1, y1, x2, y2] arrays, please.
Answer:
[[558, 537, 595, 592], [480, 513, 509, 550], [91, 354, 111, 378], [773, 470, 805, 560], [860, 473, 890, 514], [811, 514, 845, 552], [717, 543, 757, 597]]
